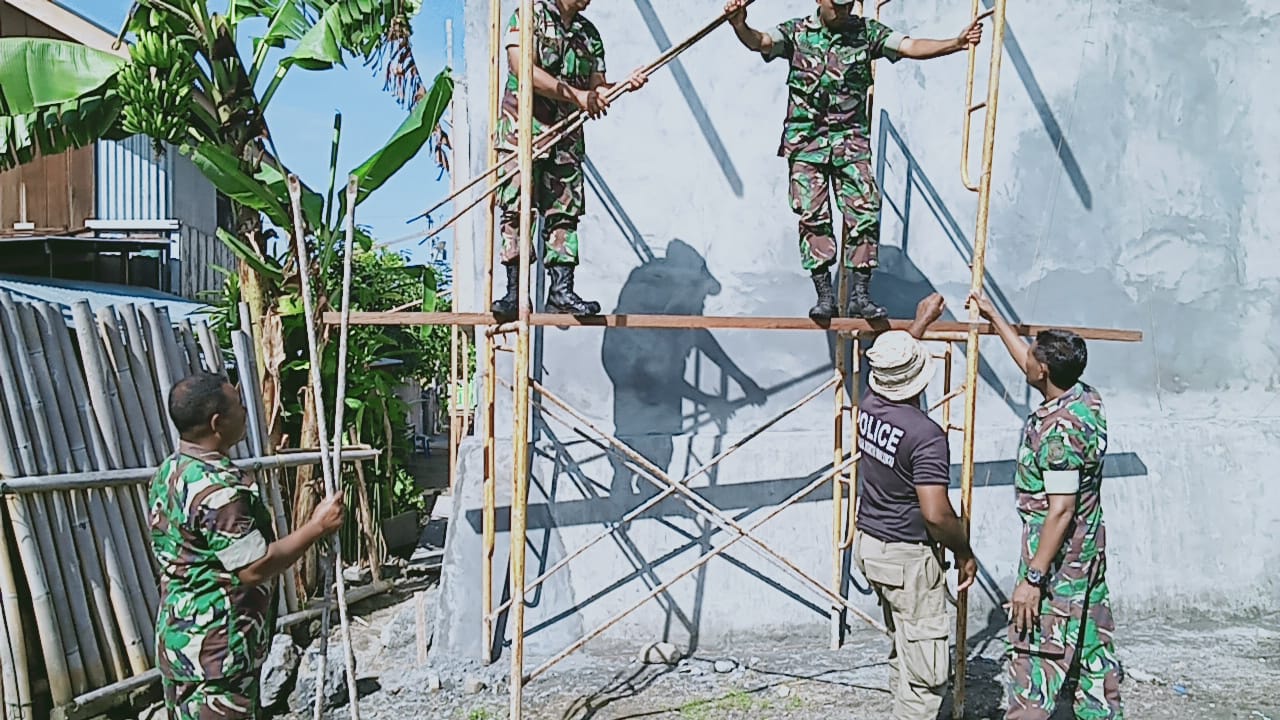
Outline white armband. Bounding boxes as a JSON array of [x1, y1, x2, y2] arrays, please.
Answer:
[[216, 529, 268, 572], [1043, 470, 1081, 495]]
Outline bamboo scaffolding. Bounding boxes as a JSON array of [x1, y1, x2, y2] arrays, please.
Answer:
[[508, 0, 536, 715], [953, 2, 1009, 716], [479, 0, 502, 666], [287, 174, 361, 720], [405, 1, 759, 240]]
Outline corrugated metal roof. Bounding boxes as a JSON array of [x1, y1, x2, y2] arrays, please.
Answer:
[[0, 274, 211, 326]]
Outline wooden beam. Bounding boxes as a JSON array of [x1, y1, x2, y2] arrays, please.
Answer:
[[320, 311, 1143, 342], [5, 0, 130, 58]]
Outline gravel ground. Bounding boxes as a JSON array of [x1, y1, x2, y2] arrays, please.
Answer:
[[269, 581, 1280, 720]]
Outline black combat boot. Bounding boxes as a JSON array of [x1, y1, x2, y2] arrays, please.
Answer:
[[490, 263, 520, 321], [845, 268, 887, 320], [809, 269, 838, 321], [545, 264, 601, 316]]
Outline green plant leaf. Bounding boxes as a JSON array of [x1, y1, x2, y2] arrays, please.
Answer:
[[0, 38, 125, 115], [216, 228, 285, 282], [191, 143, 292, 228], [343, 68, 453, 213], [255, 162, 324, 231]]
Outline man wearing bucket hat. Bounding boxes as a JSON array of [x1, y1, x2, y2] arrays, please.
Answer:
[[968, 292, 1124, 720], [725, 0, 983, 321], [853, 293, 978, 720]]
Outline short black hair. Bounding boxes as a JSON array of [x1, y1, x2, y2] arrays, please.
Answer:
[[168, 373, 232, 436], [1032, 329, 1087, 388]]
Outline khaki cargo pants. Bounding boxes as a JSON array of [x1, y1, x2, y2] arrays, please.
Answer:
[[855, 531, 952, 720]]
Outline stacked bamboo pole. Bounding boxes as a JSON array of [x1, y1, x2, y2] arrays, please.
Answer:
[[0, 291, 290, 718]]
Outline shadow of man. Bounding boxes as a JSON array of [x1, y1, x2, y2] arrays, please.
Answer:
[[601, 240, 767, 503]]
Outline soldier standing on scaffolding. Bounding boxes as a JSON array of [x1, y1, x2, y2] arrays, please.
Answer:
[[725, 0, 983, 321], [490, 0, 649, 321]]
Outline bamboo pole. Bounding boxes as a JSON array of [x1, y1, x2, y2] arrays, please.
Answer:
[[139, 303, 181, 449], [954, 2, 1008, 717], [0, 311, 36, 476], [40, 302, 110, 471], [32, 303, 92, 471], [287, 174, 361, 720], [0, 294, 59, 474], [0, 449, 380, 494], [0, 507, 33, 719], [72, 301, 131, 470], [118, 304, 172, 458], [9, 302, 99, 692], [83, 485, 150, 675], [67, 488, 129, 683], [97, 306, 158, 467], [0, 390, 18, 480], [479, 0, 502, 666], [194, 319, 225, 376], [509, 0, 536, 714], [4, 493, 73, 705], [178, 319, 203, 375], [831, 336, 847, 649]]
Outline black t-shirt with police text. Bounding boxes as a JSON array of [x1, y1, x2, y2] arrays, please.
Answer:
[[855, 391, 951, 544]]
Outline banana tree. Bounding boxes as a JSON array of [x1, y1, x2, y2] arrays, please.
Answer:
[[0, 0, 452, 592]]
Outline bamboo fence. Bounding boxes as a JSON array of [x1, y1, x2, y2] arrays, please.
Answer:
[[0, 292, 305, 719]]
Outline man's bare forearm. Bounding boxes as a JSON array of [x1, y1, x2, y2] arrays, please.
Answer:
[[986, 307, 1030, 370], [925, 514, 974, 558], [900, 36, 966, 60], [731, 22, 769, 52], [1027, 509, 1072, 574], [507, 48, 580, 106]]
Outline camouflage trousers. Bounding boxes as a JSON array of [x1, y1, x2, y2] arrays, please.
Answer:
[[494, 130, 586, 267], [161, 673, 259, 720], [1006, 555, 1124, 719], [855, 532, 951, 720], [788, 155, 881, 273]]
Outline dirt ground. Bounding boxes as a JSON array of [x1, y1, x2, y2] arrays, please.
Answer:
[[274, 580, 1280, 720]]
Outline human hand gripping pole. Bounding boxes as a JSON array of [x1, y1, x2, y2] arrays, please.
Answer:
[[399, 1, 758, 243]]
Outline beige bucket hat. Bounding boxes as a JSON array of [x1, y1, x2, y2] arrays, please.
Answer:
[[867, 330, 936, 401]]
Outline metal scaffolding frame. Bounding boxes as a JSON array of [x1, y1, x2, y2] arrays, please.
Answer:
[[319, 0, 1144, 718]]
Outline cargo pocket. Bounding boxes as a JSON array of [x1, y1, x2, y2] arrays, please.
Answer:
[[900, 614, 951, 687], [861, 558, 905, 589]]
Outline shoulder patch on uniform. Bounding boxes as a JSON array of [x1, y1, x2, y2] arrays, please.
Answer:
[[1044, 436, 1068, 465]]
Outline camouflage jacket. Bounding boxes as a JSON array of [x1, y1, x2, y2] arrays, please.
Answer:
[[148, 442, 276, 682], [495, 0, 606, 152], [1014, 382, 1109, 576], [763, 12, 905, 163]]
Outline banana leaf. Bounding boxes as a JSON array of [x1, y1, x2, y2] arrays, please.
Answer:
[[217, 228, 285, 283], [0, 38, 125, 114], [189, 143, 293, 229], [342, 68, 452, 215], [283, 0, 406, 70]]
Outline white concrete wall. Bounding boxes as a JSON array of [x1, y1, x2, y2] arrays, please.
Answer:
[[435, 0, 1280, 662]]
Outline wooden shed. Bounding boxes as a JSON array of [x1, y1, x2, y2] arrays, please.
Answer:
[[0, 0, 235, 301]]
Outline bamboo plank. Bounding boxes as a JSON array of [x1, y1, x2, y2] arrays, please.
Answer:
[[116, 305, 171, 460], [40, 303, 111, 472], [33, 303, 92, 471], [178, 320, 203, 375], [68, 489, 129, 682], [0, 295, 58, 474], [319, 310, 1145, 342], [4, 494, 73, 705], [71, 302, 134, 470], [195, 319, 225, 375], [28, 494, 90, 695], [0, 506, 33, 720], [82, 487, 149, 675], [14, 303, 72, 474], [139, 304, 181, 450], [96, 307, 157, 467], [0, 448, 380, 493]]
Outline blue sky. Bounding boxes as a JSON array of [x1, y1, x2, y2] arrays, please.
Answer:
[[66, 0, 465, 268]]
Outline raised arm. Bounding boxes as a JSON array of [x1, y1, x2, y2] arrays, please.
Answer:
[[897, 17, 983, 60], [907, 293, 946, 339], [725, 0, 773, 55], [968, 291, 1031, 374]]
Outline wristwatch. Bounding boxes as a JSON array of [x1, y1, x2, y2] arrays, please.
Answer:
[[1025, 567, 1047, 588]]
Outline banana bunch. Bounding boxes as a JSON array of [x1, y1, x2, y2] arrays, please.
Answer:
[[118, 29, 199, 148]]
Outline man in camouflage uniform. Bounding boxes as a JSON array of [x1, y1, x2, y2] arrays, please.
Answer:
[[490, 0, 648, 321], [970, 292, 1125, 720], [150, 373, 344, 719], [726, 0, 983, 321]]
